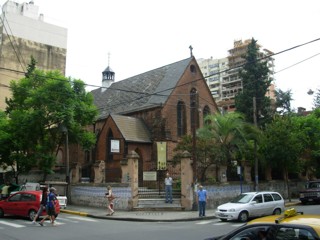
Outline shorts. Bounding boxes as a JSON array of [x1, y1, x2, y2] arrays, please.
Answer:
[[36, 204, 45, 216], [47, 206, 56, 216]]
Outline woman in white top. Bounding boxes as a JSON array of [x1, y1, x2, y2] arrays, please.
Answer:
[[106, 185, 115, 216]]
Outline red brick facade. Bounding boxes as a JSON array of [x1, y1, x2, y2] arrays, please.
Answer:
[[69, 57, 219, 183]]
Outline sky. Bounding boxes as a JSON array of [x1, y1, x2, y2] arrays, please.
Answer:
[[2, 0, 320, 110]]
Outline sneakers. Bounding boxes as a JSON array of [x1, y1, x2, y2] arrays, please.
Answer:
[[31, 221, 36, 225], [39, 222, 43, 226]]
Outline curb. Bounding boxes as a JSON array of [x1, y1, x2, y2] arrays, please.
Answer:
[[60, 209, 88, 217], [87, 214, 217, 222], [60, 201, 301, 222]]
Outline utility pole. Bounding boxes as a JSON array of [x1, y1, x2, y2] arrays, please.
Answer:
[[192, 91, 198, 210], [65, 130, 70, 184], [253, 97, 258, 191]]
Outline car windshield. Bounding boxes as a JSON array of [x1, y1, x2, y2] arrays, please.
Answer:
[[230, 193, 254, 203]]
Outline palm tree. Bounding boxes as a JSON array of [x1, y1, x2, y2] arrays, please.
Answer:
[[199, 112, 256, 182]]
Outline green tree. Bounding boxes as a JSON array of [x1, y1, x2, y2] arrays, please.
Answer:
[[199, 112, 256, 182], [260, 115, 304, 199], [274, 89, 293, 114], [0, 111, 12, 172], [3, 60, 98, 182], [235, 38, 273, 126], [293, 109, 320, 179], [173, 134, 215, 183], [313, 88, 320, 109]]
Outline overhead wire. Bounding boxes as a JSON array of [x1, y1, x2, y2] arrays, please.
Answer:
[[1, 35, 320, 111]]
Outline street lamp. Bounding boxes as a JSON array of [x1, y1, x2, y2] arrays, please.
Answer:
[[307, 89, 314, 95]]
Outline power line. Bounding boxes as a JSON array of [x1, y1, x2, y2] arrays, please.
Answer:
[[1, 38, 320, 110], [275, 53, 320, 74]]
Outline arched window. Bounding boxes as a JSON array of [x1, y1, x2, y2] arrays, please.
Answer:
[[106, 129, 114, 162], [177, 101, 186, 137], [190, 88, 199, 129], [203, 105, 211, 124]]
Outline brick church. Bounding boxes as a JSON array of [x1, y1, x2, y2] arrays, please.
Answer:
[[69, 54, 219, 184]]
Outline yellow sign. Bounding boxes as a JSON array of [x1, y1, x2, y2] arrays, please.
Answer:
[[157, 142, 167, 170]]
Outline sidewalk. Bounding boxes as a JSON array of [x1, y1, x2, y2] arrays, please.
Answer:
[[60, 199, 300, 222]]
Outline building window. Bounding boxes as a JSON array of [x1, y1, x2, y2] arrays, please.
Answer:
[[190, 64, 197, 74], [203, 105, 211, 125], [106, 130, 114, 162], [85, 150, 90, 163], [177, 101, 186, 137]]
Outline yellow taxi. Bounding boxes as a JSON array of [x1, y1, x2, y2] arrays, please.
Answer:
[[205, 208, 320, 240]]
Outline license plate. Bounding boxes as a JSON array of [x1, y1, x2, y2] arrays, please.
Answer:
[[218, 213, 227, 217]]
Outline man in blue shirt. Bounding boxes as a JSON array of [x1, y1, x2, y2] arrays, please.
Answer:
[[197, 185, 207, 217], [39, 187, 56, 226]]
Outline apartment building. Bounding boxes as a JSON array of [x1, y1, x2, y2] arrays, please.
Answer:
[[198, 39, 275, 113], [0, 0, 67, 110]]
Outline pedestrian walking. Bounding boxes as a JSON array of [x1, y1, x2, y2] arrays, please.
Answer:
[[32, 186, 48, 224], [197, 185, 207, 217], [39, 187, 57, 226], [105, 185, 115, 216], [164, 172, 173, 203]]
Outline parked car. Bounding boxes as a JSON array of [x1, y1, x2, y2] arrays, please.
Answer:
[[10, 182, 67, 209], [299, 180, 320, 204], [9, 182, 41, 196], [215, 191, 285, 222], [0, 190, 60, 221], [205, 208, 320, 240]]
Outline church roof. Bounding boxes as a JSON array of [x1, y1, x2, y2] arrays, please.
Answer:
[[110, 114, 151, 143], [91, 57, 193, 120]]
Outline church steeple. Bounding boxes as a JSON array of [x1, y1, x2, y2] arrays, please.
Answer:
[[102, 52, 115, 92]]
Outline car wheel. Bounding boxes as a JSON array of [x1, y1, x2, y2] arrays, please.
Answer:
[[28, 209, 37, 221], [273, 208, 281, 215], [220, 218, 227, 222], [0, 208, 4, 218], [238, 211, 249, 222], [301, 200, 307, 205]]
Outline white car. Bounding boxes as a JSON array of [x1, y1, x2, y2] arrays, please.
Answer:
[[215, 191, 285, 222]]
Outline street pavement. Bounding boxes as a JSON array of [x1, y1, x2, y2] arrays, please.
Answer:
[[60, 199, 300, 222]]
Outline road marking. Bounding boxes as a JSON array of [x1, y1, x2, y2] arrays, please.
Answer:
[[67, 216, 98, 222], [0, 220, 25, 228], [212, 222, 228, 226], [58, 217, 79, 223], [231, 223, 245, 227], [196, 221, 215, 225]]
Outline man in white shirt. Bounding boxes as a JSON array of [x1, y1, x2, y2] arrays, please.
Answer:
[[164, 172, 173, 203]]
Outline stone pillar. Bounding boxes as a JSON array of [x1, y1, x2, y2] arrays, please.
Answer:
[[93, 160, 105, 183], [219, 165, 228, 183], [120, 158, 129, 184], [180, 151, 193, 210], [242, 160, 252, 183], [71, 163, 81, 183], [124, 151, 139, 209]]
